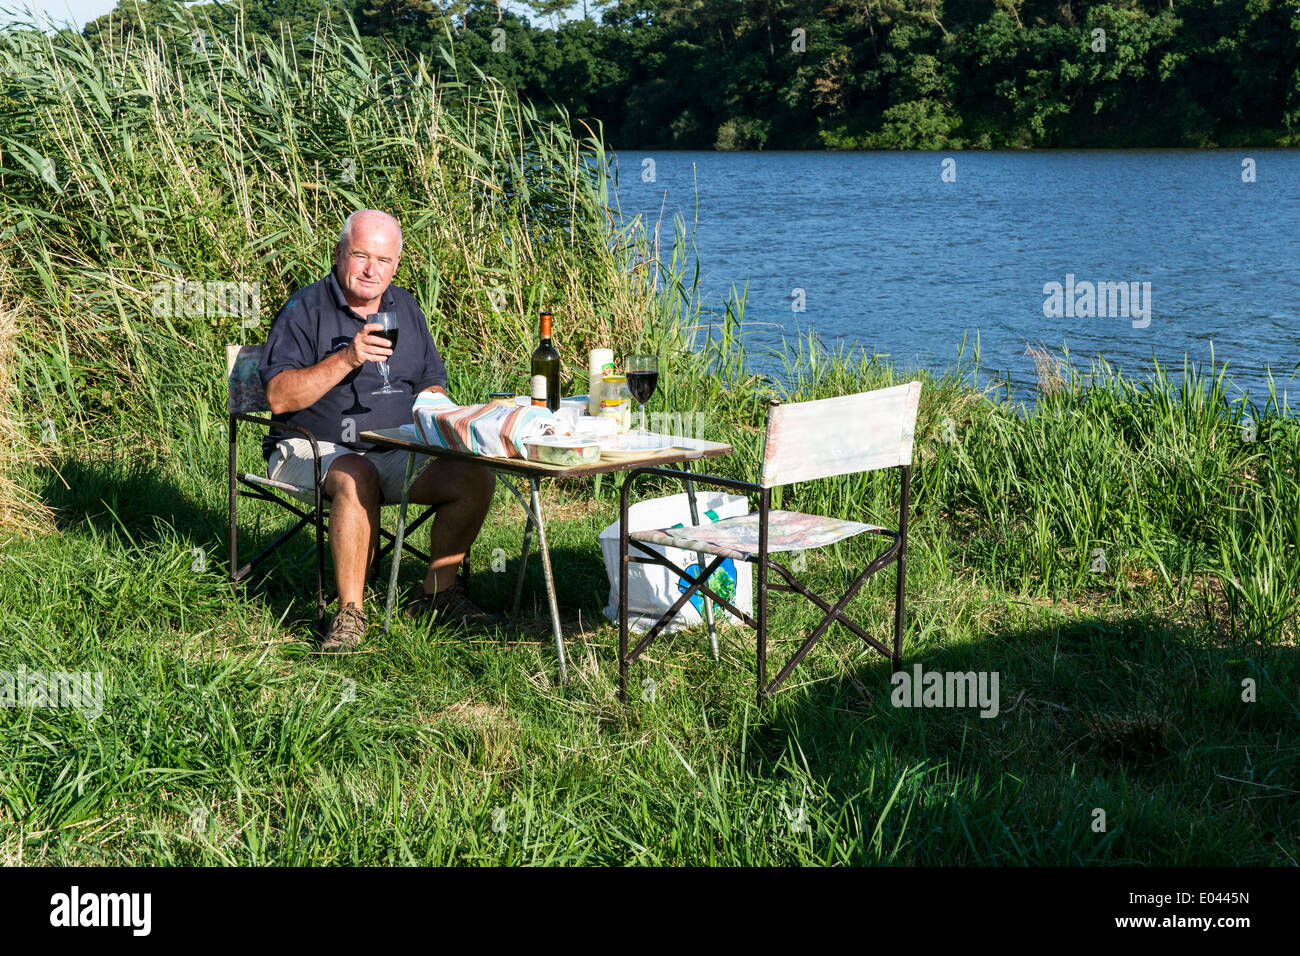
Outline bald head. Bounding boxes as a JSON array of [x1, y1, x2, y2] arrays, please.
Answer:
[[340, 209, 402, 255], [334, 209, 403, 313]]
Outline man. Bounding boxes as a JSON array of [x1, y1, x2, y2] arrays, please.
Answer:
[[259, 209, 497, 652]]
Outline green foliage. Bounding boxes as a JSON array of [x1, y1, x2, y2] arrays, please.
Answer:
[[71, 0, 1299, 148], [868, 97, 963, 149], [0, 7, 669, 440]]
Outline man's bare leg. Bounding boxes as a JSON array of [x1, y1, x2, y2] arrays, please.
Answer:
[[405, 457, 497, 595], [323, 454, 383, 608]]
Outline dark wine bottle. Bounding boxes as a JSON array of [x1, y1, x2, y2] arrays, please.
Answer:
[[530, 312, 560, 412]]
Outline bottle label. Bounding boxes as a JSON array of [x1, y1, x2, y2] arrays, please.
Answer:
[[530, 374, 547, 405]]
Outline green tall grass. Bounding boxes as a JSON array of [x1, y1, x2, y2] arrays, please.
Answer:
[[0, 6, 670, 445], [1, 10, 1296, 865]]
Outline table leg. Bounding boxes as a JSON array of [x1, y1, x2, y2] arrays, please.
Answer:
[[681, 465, 720, 661], [496, 475, 534, 622], [513, 512, 534, 623], [383, 451, 418, 635], [530, 477, 568, 686], [496, 474, 567, 685]]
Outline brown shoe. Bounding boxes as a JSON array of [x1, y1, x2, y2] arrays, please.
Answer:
[[402, 581, 499, 628], [322, 602, 367, 653]]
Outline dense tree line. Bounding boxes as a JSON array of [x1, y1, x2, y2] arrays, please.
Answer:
[[80, 0, 1300, 147]]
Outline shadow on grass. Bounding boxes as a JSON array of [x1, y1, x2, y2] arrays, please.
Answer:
[[723, 614, 1299, 863], [394, 541, 612, 641], [29, 451, 616, 644], [34, 452, 221, 543], [752, 613, 1296, 762]]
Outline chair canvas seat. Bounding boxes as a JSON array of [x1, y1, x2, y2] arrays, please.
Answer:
[[631, 510, 883, 561]]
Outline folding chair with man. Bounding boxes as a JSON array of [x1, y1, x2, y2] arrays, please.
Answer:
[[617, 381, 921, 705], [225, 344, 447, 631]]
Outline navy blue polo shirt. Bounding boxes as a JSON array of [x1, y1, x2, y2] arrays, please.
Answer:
[[258, 269, 448, 461]]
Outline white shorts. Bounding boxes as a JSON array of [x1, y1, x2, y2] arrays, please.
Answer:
[[266, 438, 430, 505]]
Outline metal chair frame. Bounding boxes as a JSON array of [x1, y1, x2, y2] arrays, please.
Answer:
[[617, 397, 913, 707]]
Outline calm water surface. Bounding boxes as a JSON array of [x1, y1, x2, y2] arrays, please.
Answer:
[[610, 150, 1300, 406]]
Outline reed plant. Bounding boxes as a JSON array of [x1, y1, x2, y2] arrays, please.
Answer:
[[0, 6, 672, 449], [0, 256, 54, 539]]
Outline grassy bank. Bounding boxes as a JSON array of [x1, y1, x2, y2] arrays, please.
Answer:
[[1, 11, 1297, 865], [2, 345, 1297, 864]]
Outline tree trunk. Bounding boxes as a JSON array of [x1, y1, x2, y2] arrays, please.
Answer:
[[764, 0, 775, 62]]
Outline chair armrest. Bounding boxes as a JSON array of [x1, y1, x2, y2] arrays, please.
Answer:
[[618, 465, 760, 524], [230, 413, 324, 474]]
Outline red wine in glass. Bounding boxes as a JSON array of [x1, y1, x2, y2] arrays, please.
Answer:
[[369, 311, 401, 395], [626, 354, 658, 433], [627, 370, 657, 405]]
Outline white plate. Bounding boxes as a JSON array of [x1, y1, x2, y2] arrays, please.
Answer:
[[600, 432, 682, 458]]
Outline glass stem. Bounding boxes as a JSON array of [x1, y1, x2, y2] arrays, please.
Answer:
[[640, 403, 647, 434]]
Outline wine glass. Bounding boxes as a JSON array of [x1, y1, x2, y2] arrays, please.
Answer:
[[626, 354, 658, 435], [368, 312, 400, 396]]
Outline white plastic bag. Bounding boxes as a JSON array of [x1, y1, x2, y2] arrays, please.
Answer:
[[600, 491, 753, 634]]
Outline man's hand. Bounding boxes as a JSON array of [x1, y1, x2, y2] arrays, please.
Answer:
[[267, 324, 396, 415], [346, 321, 394, 368]]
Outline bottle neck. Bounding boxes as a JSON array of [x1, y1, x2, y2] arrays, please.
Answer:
[[539, 313, 552, 342]]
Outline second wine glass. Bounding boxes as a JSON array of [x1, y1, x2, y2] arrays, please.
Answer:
[[626, 354, 658, 435]]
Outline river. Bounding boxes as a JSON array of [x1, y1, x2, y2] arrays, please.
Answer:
[[610, 149, 1299, 407]]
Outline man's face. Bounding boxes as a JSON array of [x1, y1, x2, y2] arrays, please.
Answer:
[[334, 219, 401, 310]]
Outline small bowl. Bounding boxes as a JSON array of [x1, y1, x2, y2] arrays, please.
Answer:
[[523, 437, 601, 465]]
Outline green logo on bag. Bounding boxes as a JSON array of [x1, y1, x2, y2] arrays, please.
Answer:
[[670, 509, 732, 612], [668, 509, 720, 529], [678, 557, 736, 612]]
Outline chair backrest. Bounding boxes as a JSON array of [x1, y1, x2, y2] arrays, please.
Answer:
[[759, 381, 922, 488], [226, 344, 268, 414]]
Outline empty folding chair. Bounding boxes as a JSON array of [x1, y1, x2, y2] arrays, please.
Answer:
[[617, 382, 921, 705]]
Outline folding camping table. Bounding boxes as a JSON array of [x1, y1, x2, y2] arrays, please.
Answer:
[[360, 426, 734, 685]]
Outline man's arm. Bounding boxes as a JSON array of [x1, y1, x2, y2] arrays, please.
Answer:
[[266, 322, 393, 414], [266, 350, 358, 415]]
